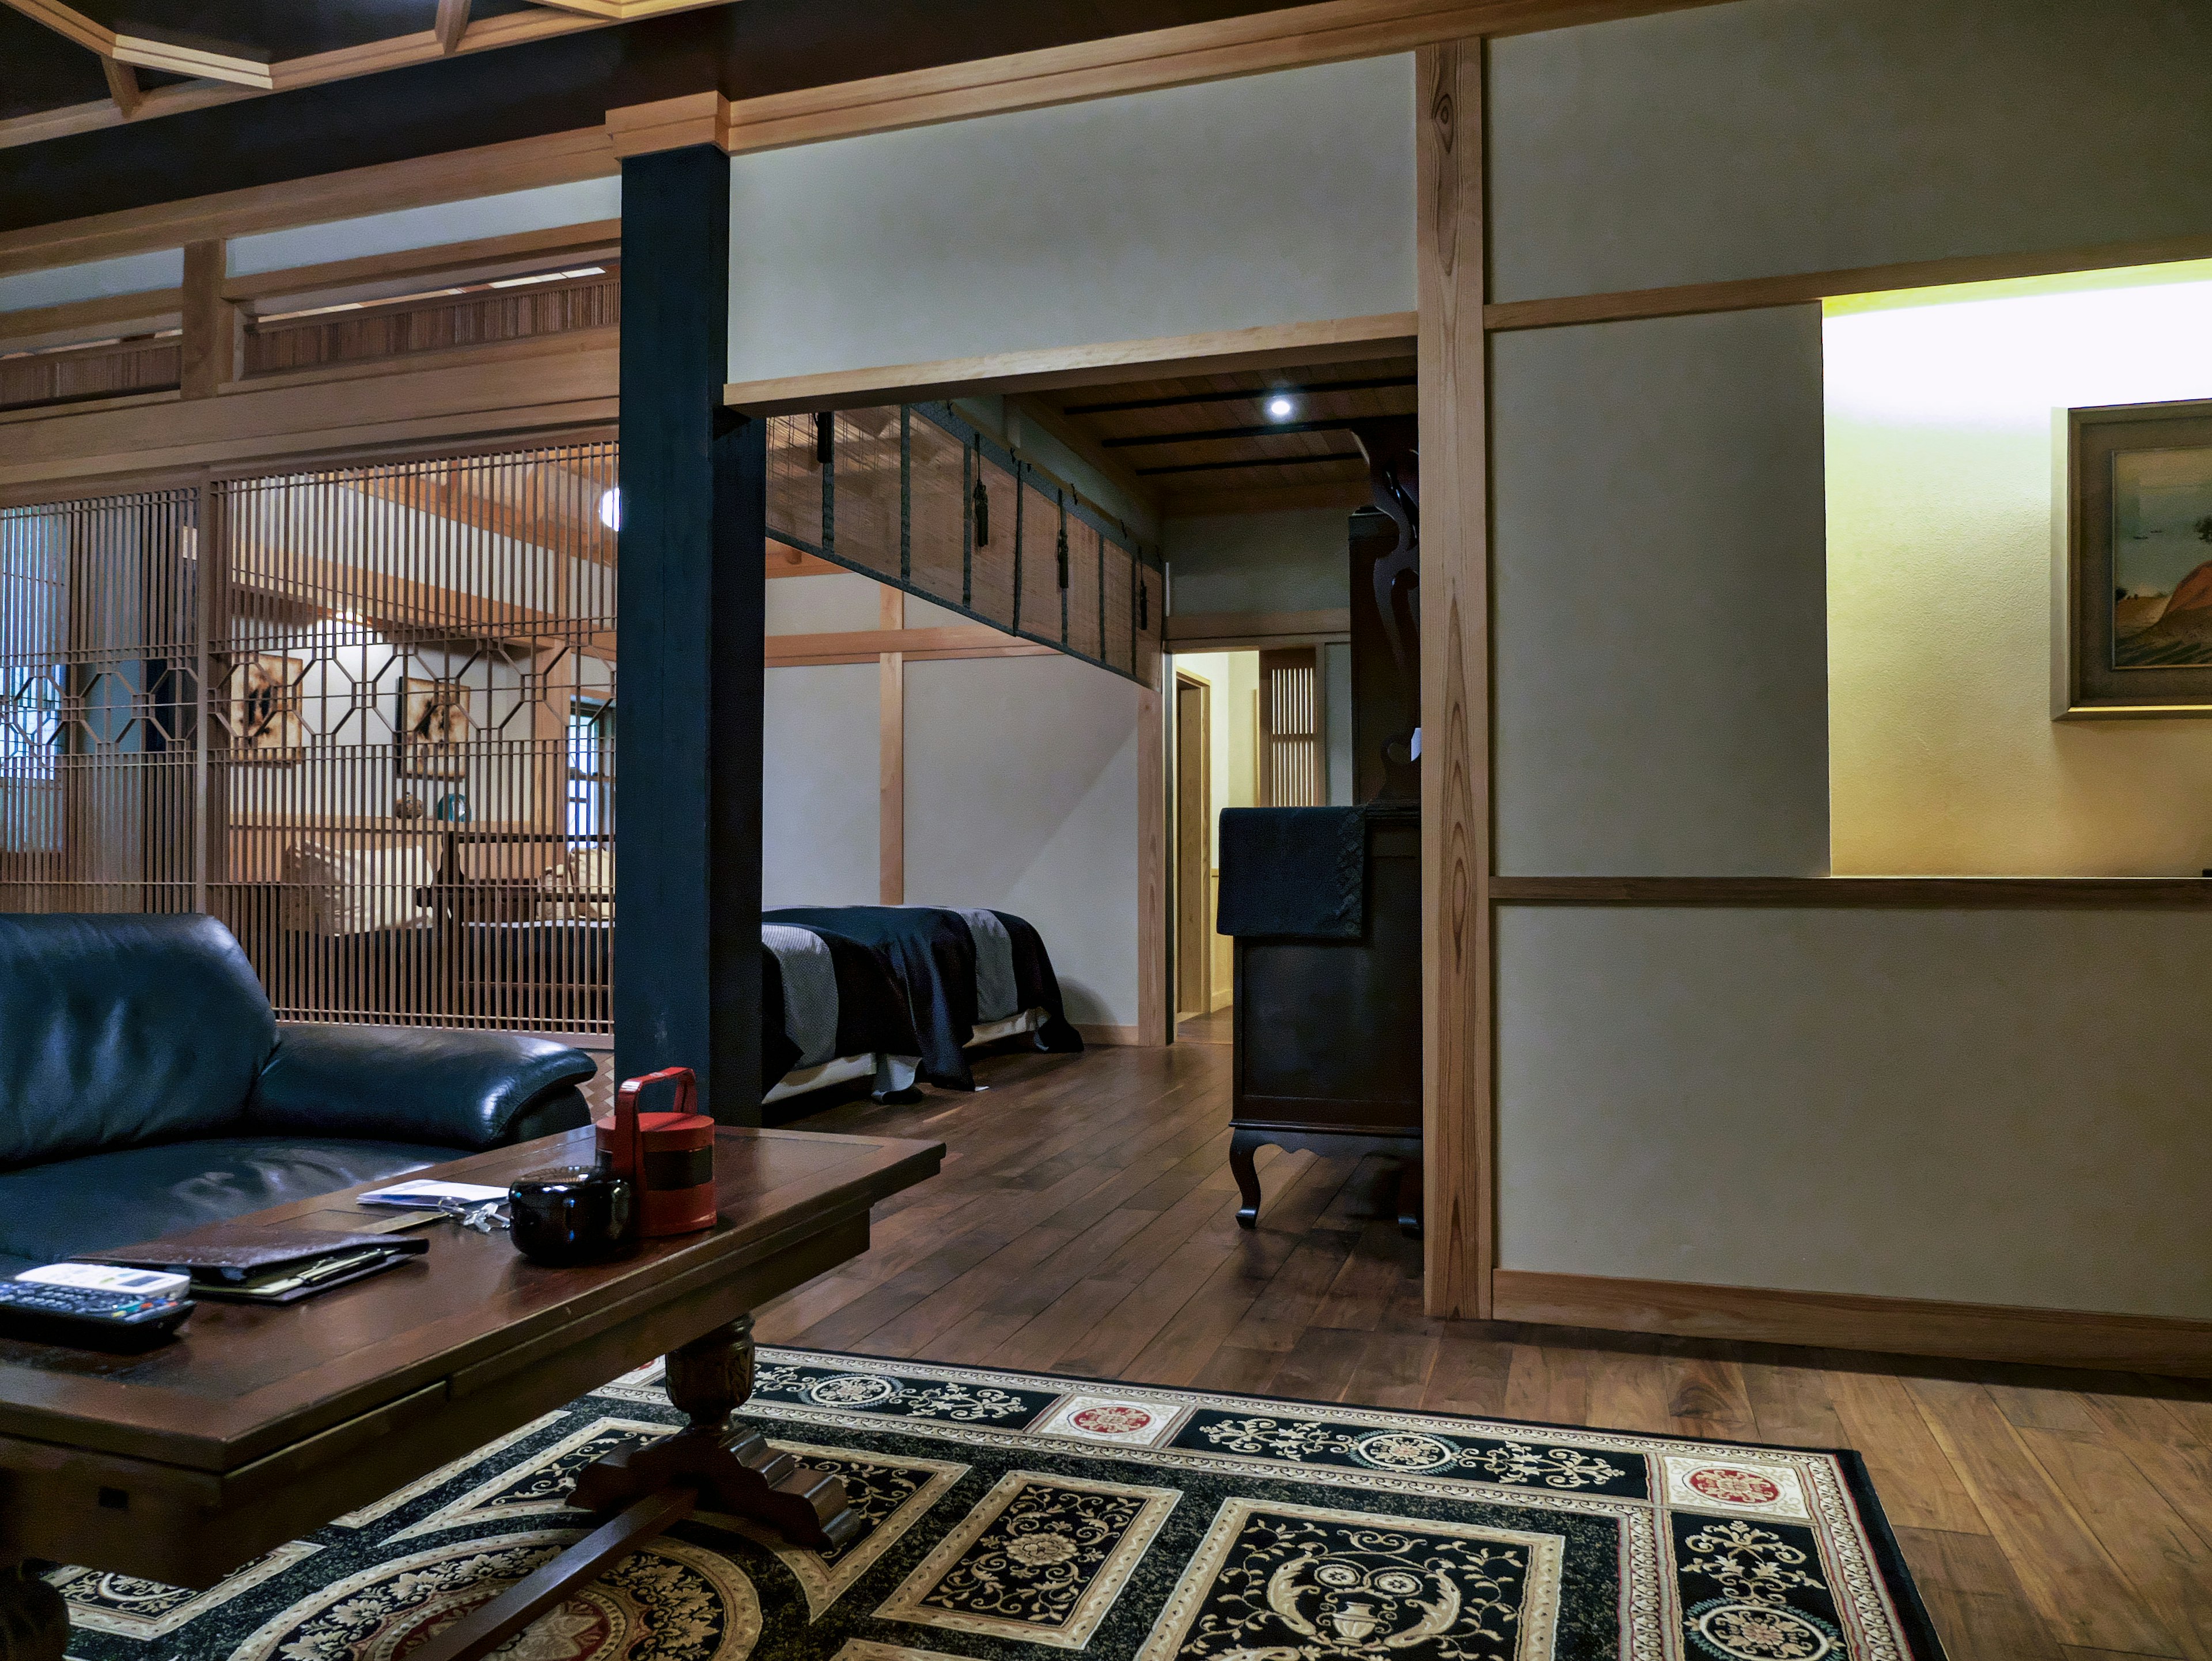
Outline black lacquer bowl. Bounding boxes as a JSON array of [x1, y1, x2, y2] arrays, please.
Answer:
[[508, 1163, 634, 1266]]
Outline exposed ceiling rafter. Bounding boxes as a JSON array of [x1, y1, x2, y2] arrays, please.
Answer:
[[433, 0, 469, 54], [98, 54, 139, 116]]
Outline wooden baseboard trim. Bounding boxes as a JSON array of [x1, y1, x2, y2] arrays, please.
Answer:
[[1488, 875, 2212, 909], [725, 315, 1418, 416], [1075, 1022, 1146, 1046], [1491, 1270, 2212, 1378]]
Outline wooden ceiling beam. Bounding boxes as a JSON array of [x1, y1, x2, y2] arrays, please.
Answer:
[[109, 28, 274, 89]]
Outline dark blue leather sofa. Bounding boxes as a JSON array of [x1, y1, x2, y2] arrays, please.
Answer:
[[0, 912, 597, 1276]]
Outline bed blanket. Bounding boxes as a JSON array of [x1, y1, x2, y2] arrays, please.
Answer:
[[766, 906, 1081, 1089], [757, 928, 923, 1095]]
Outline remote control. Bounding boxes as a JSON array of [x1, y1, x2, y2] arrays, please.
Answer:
[[0, 1279, 194, 1350]]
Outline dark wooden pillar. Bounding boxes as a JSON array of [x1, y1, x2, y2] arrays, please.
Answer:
[[615, 138, 766, 1125]]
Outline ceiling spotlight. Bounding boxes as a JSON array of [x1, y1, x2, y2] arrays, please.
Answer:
[[597, 487, 622, 531], [1264, 394, 1297, 421]]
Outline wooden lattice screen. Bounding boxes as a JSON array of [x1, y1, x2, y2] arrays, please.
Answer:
[[1, 443, 618, 1034], [1259, 646, 1323, 807]]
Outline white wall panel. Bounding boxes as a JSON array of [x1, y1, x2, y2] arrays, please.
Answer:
[[1497, 906, 2212, 1319], [906, 654, 1141, 1027], [728, 56, 1415, 382], [226, 177, 621, 277], [766, 572, 882, 634], [1493, 307, 1828, 875], [1489, 0, 2212, 302], [762, 663, 878, 909]]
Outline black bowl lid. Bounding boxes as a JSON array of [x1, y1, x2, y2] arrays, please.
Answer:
[[512, 1165, 609, 1193]]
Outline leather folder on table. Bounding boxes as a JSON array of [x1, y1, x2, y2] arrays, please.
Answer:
[[79, 1227, 429, 1303]]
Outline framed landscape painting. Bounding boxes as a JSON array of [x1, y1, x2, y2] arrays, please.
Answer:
[[2067, 398, 2212, 715]]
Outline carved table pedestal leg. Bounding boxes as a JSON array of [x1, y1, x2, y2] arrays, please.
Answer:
[[571, 1313, 860, 1550], [404, 1312, 858, 1661]]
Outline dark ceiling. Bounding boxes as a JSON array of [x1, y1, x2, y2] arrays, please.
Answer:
[[1, 0, 1292, 236]]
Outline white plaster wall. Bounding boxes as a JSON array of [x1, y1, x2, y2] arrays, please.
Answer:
[[727, 55, 1416, 382], [766, 572, 883, 634], [0, 248, 184, 313], [762, 664, 878, 909], [1488, 0, 2212, 302], [1496, 905, 2212, 1319], [1492, 307, 1830, 876], [904, 654, 1141, 1027], [1163, 510, 1350, 616], [225, 177, 622, 277]]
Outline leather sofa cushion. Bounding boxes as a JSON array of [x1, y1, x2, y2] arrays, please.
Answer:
[[251, 1024, 597, 1149], [0, 914, 277, 1170], [0, 1136, 453, 1267]]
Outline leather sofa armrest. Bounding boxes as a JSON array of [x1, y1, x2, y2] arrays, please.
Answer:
[[250, 1023, 597, 1151]]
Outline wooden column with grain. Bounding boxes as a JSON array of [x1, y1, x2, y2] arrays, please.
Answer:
[[1416, 39, 1491, 1318], [613, 119, 766, 1124], [180, 239, 236, 399], [879, 586, 905, 903]]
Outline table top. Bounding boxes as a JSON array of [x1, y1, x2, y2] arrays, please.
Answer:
[[0, 1125, 941, 1477]]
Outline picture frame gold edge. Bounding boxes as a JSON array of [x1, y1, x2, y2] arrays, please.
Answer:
[[2061, 396, 2212, 721]]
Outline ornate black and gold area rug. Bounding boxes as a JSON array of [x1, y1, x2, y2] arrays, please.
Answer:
[[48, 1348, 1945, 1661]]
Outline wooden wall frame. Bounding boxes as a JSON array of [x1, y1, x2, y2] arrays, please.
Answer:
[[1415, 37, 1488, 1320]]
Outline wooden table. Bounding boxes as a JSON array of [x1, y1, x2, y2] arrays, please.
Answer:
[[0, 1124, 942, 1661]]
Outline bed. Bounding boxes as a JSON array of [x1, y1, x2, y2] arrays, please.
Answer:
[[246, 843, 1082, 1107], [762, 905, 1084, 1102]]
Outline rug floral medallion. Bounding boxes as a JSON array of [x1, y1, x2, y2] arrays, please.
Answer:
[[44, 1348, 1944, 1661]]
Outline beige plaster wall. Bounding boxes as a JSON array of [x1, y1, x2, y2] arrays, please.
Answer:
[[1488, 0, 2212, 304], [1493, 307, 1831, 876], [1496, 905, 2212, 1319]]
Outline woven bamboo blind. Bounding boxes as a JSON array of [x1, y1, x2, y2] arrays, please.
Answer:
[[766, 401, 1164, 687]]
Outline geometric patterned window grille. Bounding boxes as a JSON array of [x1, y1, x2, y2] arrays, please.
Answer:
[[0, 487, 198, 917], [0, 442, 617, 1035], [766, 401, 1165, 689]]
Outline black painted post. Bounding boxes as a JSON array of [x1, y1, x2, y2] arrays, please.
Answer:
[[615, 142, 765, 1126]]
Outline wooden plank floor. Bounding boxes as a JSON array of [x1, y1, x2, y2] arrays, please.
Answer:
[[755, 1041, 2212, 1660]]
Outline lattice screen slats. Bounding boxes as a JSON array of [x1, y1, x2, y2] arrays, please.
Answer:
[[1, 489, 199, 917], [766, 400, 1164, 686], [1260, 647, 1322, 807], [2, 444, 617, 1036]]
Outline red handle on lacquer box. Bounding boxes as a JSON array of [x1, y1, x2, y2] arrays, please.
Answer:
[[611, 1066, 696, 1180]]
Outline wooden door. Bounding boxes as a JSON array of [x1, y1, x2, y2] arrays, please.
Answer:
[[1258, 646, 1323, 806], [1173, 673, 1211, 1020]]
